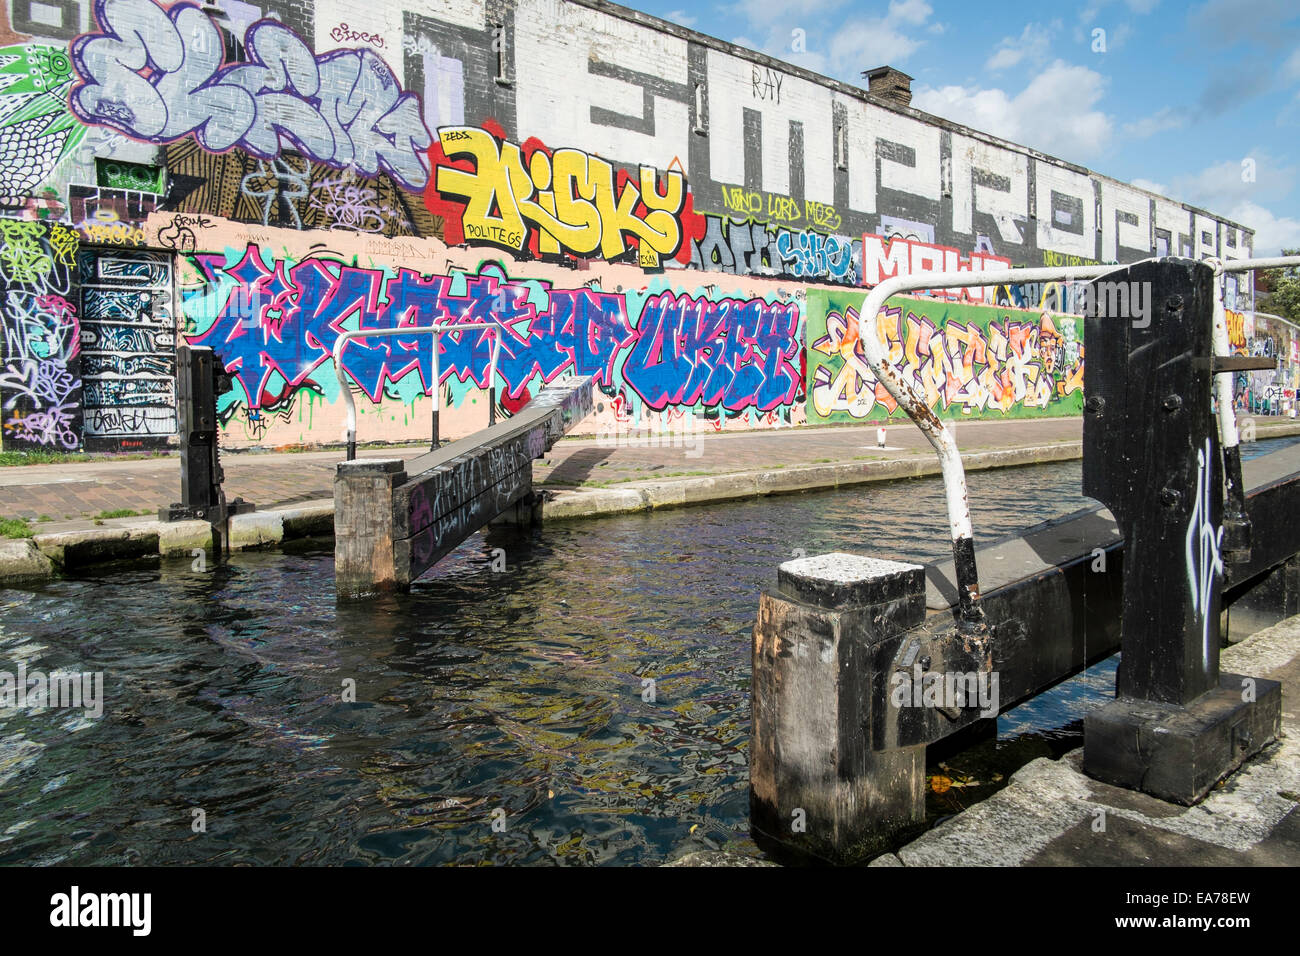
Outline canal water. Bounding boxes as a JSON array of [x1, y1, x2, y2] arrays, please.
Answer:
[[2, 435, 1297, 865]]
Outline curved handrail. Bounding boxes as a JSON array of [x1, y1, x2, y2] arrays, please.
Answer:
[[333, 323, 503, 460], [1204, 256, 1300, 450], [855, 264, 1119, 625], [1204, 255, 1300, 557]]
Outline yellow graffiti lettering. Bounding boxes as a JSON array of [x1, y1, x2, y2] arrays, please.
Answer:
[[436, 126, 686, 265], [1226, 309, 1246, 351], [804, 200, 840, 231], [767, 193, 800, 223], [437, 126, 528, 251]]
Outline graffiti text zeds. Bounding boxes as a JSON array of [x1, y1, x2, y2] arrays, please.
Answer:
[[433, 126, 687, 266], [69, 0, 432, 189]]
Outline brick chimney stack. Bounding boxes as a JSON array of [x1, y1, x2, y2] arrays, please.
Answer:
[[863, 66, 913, 108]]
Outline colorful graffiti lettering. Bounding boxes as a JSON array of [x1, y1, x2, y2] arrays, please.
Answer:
[[861, 233, 1013, 302], [687, 214, 860, 285], [720, 186, 842, 232], [69, 0, 432, 189], [429, 125, 689, 267], [622, 291, 800, 411], [805, 288, 1084, 423], [0, 221, 83, 450], [182, 247, 802, 425], [68, 184, 160, 245], [1226, 308, 1247, 353], [0, 44, 85, 205], [775, 230, 858, 282]]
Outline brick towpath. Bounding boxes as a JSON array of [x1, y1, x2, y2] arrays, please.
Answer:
[[1, 415, 1296, 535]]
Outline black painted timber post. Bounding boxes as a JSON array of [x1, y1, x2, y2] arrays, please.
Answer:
[[1081, 258, 1281, 803], [750, 553, 928, 863], [160, 345, 253, 547], [1081, 259, 1222, 704]]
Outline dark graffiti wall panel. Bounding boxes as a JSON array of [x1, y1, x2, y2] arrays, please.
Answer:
[[0, 220, 83, 451], [77, 249, 176, 451]]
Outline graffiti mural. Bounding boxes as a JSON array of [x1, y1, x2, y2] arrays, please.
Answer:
[[77, 249, 176, 450], [688, 214, 861, 285], [0, 43, 86, 208], [182, 245, 802, 442], [69, 0, 432, 188], [161, 140, 434, 237], [806, 288, 1084, 424], [0, 220, 83, 450], [429, 124, 693, 267], [67, 183, 160, 245], [860, 234, 1013, 303], [0, 0, 1257, 453]]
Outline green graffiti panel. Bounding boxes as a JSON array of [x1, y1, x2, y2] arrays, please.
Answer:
[[805, 288, 1085, 425]]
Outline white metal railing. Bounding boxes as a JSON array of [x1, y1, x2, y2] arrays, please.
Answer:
[[856, 255, 1300, 622], [855, 264, 1119, 623], [1204, 256, 1300, 546], [333, 323, 503, 460], [1206, 256, 1300, 450]]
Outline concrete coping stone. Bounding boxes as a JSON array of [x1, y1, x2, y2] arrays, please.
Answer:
[[779, 552, 925, 609], [335, 458, 406, 476]]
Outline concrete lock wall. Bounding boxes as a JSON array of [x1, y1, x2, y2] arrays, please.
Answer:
[[0, 0, 1258, 452]]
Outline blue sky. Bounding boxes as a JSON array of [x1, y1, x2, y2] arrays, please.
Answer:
[[621, 0, 1300, 255]]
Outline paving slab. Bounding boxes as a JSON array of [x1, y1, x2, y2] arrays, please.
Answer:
[[882, 612, 1300, 866]]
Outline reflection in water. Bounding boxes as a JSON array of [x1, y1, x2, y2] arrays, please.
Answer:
[[1, 435, 1295, 865]]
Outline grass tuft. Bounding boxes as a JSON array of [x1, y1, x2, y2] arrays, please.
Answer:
[[0, 516, 33, 538], [93, 508, 151, 520]]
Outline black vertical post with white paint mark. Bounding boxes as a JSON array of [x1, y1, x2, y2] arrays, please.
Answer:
[[1081, 258, 1220, 704]]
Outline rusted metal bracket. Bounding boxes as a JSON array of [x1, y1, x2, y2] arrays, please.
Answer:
[[1208, 356, 1276, 372]]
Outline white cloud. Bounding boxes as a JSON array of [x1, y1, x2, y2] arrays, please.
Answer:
[[889, 0, 933, 26], [1169, 150, 1297, 209], [1283, 47, 1300, 82], [1129, 178, 1169, 194], [829, 20, 923, 75], [1225, 201, 1300, 256], [723, 0, 935, 81], [986, 23, 1055, 71], [1120, 106, 1187, 139], [1154, 150, 1300, 254], [665, 9, 697, 28], [912, 61, 1112, 161]]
